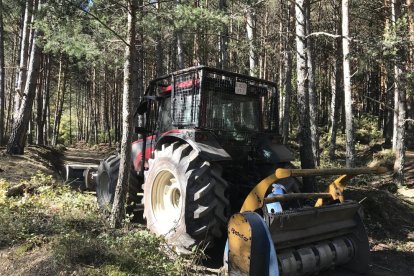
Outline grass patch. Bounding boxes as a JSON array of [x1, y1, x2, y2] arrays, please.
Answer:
[[0, 173, 185, 275]]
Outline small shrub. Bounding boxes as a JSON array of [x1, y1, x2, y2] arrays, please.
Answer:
[[355, 114, 383, 145], [369, 149, 395, 170]]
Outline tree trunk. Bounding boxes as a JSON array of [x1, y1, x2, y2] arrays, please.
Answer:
[[407, 0, 414, 138], [305, 0, 319, 166], [35, 54, 44, 145], [5, 35, 19, 139], [391, 0, 400, 151], [52, 56, 67, 146], [329, 3, 342, 160], [103, 68, 111, 145], [92, 67, 99, 144], [282, 0, 294, 145], [342, 0, 355, 168], [393, 0, 410, 185], [42, 55, 50, 145], [218, 0, 229, 70], [0, 0, 5, 145], [246, 7, 256, 76], [68, 81, 72, 145], [295, 0, 316, 191], [176, 0, 184, 69], [110, 0, 136, 228], [392, 66, 401, 151], [14, 0, 33, 122], [6, 2, 41, 154], [329, 51, 343, 160], [394, 69, 406, 186]]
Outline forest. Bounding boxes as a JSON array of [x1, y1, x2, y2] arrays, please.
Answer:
[[0, 0, 413, 178], [0, 0, 414, 275]]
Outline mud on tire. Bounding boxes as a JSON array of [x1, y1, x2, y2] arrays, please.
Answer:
[[143, 142, 230, 251], [96, 154, 142, 215]]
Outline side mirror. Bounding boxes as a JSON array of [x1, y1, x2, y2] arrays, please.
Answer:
[[136, 100, 148, 115]]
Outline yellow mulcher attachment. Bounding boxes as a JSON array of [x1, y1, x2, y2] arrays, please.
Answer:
[[226, 167, 387, 276]]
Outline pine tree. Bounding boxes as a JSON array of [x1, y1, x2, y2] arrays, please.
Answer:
[[110, 0, 137, 228]]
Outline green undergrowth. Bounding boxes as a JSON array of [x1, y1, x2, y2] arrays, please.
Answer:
[[0, 173, 185, 275]]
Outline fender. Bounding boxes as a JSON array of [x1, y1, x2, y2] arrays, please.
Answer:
[[131, 135, 155, 173], [156, 130, 232, 162], [255, 135, 294, 164]]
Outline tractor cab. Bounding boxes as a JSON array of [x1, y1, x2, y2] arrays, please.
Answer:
[[138, 66, 287, 164]]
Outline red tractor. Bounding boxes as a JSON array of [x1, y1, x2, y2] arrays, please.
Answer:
[[96, 66, 294, 249], [96, 66, 376, 275]]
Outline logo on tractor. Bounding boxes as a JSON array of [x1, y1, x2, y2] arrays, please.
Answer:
[[231, 228, 249, 242]]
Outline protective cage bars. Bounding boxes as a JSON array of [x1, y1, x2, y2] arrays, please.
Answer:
[[152, 66, 279, 133]]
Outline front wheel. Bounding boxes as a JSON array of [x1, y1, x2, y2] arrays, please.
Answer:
[[143, 142, 230, 251]]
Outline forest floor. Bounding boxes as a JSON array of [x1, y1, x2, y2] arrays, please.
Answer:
[[0, 142, 413, 275]]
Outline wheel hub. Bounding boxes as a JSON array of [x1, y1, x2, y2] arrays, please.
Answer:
[[151, 170, 183, 234]]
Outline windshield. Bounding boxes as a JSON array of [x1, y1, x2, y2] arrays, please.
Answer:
[[206, 93, 260, 132]]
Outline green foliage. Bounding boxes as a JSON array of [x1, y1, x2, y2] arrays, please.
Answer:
[[0, 173, 185, 275], [173, 3, 228, 31], [369, 149, 395, 171], [36, 0, 127, 67], [58, 113, 73, 145], [38, 2, 103, 61], [354, 114, 383, 144], [0, 173, 97, 247], [54, 230, 182, 275]]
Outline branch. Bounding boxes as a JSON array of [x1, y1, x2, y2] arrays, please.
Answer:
[[405, 118, 414, 125], [83, 10, 130, 47], [306, 32, 341, 38], [64, 0, 130, 47], [363, 95, 395, 112], [305, 32, 353, 41]]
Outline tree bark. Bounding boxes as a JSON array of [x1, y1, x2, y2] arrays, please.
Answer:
[[110, 0, 136, 228], [282, 0, 294, 145], [393, 0, 410, 185], [155, 0, 164, 77], [394, 68, 406, 186], [42, 55, 50, 144], [35, 54, 44, 145], [52, 56, 67, 146], [246, 7, 256, 76], [342, 0, 355, 168], [176, 0, 184, 69], [103, 68, 111, 145], [295, 0, 316, 191], [407, 0, 414, 139], [218, 0, 229, 70], [14, 0, 33, 122], [6, 1, 41, 154], [5, 35, 19, 139], [305, 0, 319, 166], [0, 0, 5, 145], [329, 2, 342, 160], [92, 67, 99, 144], [329, 44, 343, 160], [391, 0, 400, 151]]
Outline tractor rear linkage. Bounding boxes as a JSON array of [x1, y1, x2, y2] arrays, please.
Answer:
[[227, 166, 387, 276]]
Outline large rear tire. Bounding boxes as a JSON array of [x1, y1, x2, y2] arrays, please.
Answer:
[[143, 142, 229, 251], [96, 154, 142, 215]]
